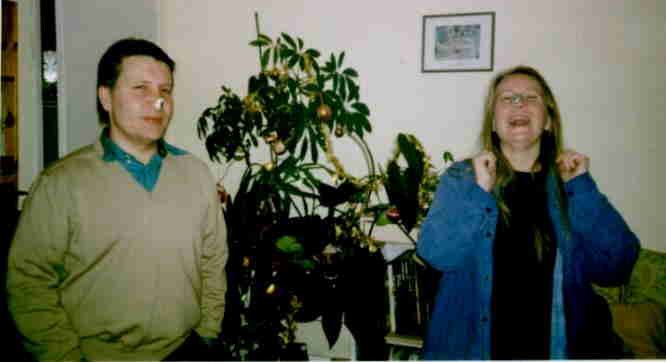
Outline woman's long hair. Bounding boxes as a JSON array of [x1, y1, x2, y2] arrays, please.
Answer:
[[479, 65, 568, 260]]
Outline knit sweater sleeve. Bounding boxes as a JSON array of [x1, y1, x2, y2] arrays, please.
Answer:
[[7, 172, 84, 362], [195, 168, 229, 339], [416, 161, 498, 271]]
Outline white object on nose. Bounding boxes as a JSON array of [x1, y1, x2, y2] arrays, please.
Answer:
[[154, 98, 165, 111]]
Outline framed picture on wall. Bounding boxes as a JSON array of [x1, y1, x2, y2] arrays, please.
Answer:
[[421, 12, 495, 72]]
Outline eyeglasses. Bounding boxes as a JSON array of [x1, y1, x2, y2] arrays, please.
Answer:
[[497, 92, 542, 105]]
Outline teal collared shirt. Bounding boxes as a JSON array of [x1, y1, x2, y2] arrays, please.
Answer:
[[101, 129, 188, 191]]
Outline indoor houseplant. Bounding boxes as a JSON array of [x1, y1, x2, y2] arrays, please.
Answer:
[[197, 22, 388, 360]]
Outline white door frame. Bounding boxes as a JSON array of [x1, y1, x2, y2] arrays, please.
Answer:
[[17, 0, 44, 194]]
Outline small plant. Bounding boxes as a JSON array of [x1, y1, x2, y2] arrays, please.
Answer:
[[371, 133, 453, 244]]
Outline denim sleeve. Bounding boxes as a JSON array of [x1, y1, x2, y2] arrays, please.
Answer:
[[416, 162, 498, 271], [565, 173, 640, 286]]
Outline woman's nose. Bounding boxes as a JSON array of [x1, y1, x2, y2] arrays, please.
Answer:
[[510, 94, 526, 107]]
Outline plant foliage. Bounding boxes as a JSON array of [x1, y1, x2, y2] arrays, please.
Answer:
[[197, 18, 453, 361], [198, 30, 388, 361]]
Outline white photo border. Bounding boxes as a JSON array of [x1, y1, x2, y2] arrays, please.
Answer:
[[421, 12, 495, 72]]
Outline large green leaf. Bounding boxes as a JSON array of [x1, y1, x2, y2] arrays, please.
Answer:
[[385, 160, 419, 232], [275, 235, 304, 255], [343, 248, 388, 360], [397, 134, 424, 178], [317, 181, 363, 208], [384, 134, 427, 232], [321, 279, 344, 349]]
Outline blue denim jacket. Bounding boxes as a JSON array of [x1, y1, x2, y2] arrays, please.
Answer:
[[416, 161, 639, 360]]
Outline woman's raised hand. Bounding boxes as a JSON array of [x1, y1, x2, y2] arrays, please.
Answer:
[[473, 151, 497, 192], [557, 150, 590, 182]]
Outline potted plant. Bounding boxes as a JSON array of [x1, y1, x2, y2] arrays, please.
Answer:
[[372, 133, 451, 340], [197, 20, 389, 360]]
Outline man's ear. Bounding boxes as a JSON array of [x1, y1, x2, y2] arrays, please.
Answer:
[[98, 86, 112, 112]]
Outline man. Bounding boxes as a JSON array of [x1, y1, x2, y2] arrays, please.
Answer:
[[7, 38, 228, 361]]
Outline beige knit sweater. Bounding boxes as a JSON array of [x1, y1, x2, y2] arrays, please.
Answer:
[[7, 141, 228, 361]]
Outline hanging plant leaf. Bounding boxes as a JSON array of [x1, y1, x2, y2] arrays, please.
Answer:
[[321, 307, 343, 349], [343, 247, 388, 360], [320, 273, 344, 348]]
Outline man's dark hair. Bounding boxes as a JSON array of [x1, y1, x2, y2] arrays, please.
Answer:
[[96, 38, 175, 126]]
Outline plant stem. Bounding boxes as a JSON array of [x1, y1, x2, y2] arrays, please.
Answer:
[[254, 12, 263, 70]]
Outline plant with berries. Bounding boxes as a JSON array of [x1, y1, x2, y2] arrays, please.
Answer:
[[197, 20, 389, 360]]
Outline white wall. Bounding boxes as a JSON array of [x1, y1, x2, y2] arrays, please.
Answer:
[[17, 0, 159, 194], [159, 0, 664, 252], [56, 0, 159, 155]]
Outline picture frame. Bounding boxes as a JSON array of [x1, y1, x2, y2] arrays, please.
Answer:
[[421, 12, 495, 73]]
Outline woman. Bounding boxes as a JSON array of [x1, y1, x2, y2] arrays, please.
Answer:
[[416, 65, 639, 360]]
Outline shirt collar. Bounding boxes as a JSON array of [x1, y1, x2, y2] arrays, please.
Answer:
[[100, 128, 187, 163]]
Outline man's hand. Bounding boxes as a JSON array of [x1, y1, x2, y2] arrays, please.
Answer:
[[473, 151, 497, 192], [557, 150, 590, 182]]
